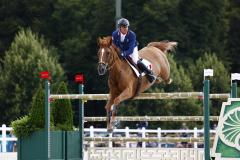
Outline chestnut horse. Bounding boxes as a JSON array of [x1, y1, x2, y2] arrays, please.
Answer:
[[97, 36, 177, 132]]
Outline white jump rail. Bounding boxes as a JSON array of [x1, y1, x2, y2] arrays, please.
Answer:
[[50, 92, 230, 100], [84, 116, 219, 122]]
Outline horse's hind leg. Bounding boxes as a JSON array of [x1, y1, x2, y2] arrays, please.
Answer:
[[160, 70, 172, 84], [156, 75, 172, 84]]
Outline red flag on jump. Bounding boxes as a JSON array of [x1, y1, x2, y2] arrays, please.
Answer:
[[75, 74, 84, 84], [40, 71, 49, 79]]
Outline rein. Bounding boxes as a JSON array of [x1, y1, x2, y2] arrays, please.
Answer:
[[106, 45, 119, 70]]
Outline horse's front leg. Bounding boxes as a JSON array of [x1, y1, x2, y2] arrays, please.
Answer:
[[110, 88, 132, 129], [109, 104, 118, 131], [105, 97, 114, 132], [114, 88, 132, 106]]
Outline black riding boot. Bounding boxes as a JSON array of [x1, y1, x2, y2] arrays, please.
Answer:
[[137, 60, 156, 83]]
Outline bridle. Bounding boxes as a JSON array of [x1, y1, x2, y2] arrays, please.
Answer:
[[98, 45, 119, 70]]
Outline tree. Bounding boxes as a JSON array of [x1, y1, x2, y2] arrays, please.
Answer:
[[140, 0, 182, 47], [227, 0, 240, 72], [123, 0, 229, 66], [28, 87, 45, 129], [52, 82, 73, 131], [11, 87, 52, 138], [187, 53, 230, 115], [177, 0, 229, 65], [0, 0, 56, 58], [0, 29, 64, 124], [188, 53, 230, 92], [28, 87, 56, 129]]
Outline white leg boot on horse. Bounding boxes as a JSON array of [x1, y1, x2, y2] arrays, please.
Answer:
[[109, 105, 119, 132], [106, 105, 120, 132]]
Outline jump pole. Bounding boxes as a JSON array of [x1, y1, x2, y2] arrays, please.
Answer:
[[231, 73, 240, 98], [40, 71, 51, 160], [203, 69, 213, 160], [75, 74, 84, 160]]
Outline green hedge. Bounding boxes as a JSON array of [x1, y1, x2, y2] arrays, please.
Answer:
[[11, 82, 73, 138], [52, 82, 73, 131]]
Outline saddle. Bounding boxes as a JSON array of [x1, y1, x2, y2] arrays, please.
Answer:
[[125, 57, 152, 77]]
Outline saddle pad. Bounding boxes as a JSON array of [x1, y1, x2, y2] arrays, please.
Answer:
[[126, 59, 152, 77]]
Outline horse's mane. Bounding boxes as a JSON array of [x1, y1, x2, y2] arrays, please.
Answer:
[[98, 36, 112, 47]]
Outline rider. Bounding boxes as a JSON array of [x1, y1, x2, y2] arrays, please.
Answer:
[[112, 18, 156, 83]]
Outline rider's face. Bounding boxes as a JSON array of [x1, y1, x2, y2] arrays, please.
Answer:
[[120, 25, 128, 35]]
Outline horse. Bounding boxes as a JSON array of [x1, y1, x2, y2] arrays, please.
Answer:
[[97, 36, 177, 132]]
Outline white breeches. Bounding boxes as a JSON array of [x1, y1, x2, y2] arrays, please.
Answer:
[[129, 46, 139, 64]]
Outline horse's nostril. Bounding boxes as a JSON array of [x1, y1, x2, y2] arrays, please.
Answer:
[[98, 64, 107, 75]]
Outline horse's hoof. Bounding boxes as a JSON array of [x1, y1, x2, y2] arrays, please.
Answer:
[[107, 127, 113, 133], [166, 78, 172, 84], [112, 120, 120, 128]]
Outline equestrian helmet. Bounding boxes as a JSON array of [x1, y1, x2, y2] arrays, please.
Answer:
[[118, 18, 130, 28]]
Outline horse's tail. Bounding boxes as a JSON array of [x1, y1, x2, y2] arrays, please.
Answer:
[[147, 41, 177, 54]]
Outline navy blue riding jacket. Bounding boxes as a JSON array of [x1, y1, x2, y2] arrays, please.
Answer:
[[112, 29, 138, 57]]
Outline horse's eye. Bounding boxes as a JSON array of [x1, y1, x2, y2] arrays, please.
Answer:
[[106, 51, 111, 58]]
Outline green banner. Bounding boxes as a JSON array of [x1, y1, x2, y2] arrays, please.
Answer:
[[212, 98, 240, 159]]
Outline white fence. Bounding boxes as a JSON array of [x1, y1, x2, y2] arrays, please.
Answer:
[[0, 124, 216, 152], [84, 126, 216, 148], [0, 124, 17, 152]]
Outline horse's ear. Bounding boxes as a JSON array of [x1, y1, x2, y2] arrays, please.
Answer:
[[97, 37, 102, 46], [109, 36, 112, 44]]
